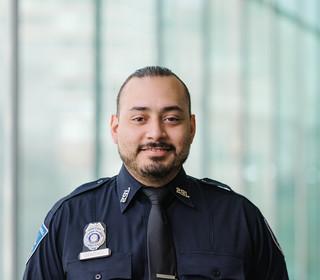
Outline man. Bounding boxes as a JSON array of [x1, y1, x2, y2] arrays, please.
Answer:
[[24, 66, 289, 279]]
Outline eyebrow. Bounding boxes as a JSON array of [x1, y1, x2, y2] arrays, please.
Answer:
[[129, 105, 184, 113]]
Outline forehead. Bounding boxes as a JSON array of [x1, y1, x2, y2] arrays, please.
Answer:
[[119, 76, 188, 112]]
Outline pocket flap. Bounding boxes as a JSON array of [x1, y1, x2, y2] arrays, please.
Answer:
[[178, 252, 244, 279], [66, 252, 131, 279]]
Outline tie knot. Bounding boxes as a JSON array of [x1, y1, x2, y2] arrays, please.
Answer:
[[142, 187, 170, 205]]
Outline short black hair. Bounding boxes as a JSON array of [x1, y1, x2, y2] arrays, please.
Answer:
[[116, 66, 191, 115]]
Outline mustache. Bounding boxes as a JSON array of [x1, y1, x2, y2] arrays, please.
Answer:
[[138, 142, 175, 151]]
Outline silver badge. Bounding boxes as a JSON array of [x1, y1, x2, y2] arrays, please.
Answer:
[[83, 222, 106, 251], [79, 222, 111, 260]]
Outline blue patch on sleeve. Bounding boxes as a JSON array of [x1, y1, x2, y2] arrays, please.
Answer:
[[30, 223, 49, 256]]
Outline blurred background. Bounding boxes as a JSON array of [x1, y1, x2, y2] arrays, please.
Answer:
[[0, 0, 319, 279]]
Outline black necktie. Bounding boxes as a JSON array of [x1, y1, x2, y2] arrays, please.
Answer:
[[143, 187, 177, 280]]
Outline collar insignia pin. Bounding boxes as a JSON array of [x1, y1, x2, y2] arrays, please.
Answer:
[[120, 187, 131, 203], [176, 187, 190, 198]]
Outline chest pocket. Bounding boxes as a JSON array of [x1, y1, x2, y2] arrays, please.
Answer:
[[178, 253, 245, 280], [66, 253, 131, 280]]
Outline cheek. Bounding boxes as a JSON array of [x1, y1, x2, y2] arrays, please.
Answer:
[[117, 128, 141, 147], [169, 130, 192, 149]]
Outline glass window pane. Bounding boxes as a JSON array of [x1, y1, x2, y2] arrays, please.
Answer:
[[18, 0, 95, 277]]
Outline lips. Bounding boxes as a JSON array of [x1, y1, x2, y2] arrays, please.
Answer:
[[140, 147, 171, 151], [138, 142, 174, 152]]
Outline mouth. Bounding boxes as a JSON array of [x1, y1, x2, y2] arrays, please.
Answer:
[[140, 147, 172, 151], [138, 142, 174, 155]]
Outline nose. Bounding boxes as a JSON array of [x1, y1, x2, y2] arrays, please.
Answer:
[[145, 118, 166, 140]]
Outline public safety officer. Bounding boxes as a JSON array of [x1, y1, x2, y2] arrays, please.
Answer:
[[23, 66, 289, 279]]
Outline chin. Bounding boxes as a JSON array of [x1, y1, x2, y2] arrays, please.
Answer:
[[142, 157, 171, 167], [140, 159, 177, 177]]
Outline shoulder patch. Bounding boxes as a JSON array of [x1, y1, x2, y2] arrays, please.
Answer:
[[28, 223, 48, 260], [200, 178, 232, 192]]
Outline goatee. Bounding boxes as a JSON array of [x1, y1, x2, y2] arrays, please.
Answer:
[[118, 141, 190, 181]]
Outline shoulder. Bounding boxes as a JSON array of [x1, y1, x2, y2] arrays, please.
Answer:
[[188, 175, 235, 195], [68, 177, 115, 198], [44, 176, 116, 225], [197, 177, 234, 192], [189, 176, 259, 213]]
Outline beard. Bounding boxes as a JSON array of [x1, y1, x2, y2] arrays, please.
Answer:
[[118, 140, 191, 181]]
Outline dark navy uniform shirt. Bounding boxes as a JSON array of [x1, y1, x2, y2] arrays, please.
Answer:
[[24, 165, 289, 279]]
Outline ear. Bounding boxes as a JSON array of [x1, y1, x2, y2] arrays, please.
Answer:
[[110, 114, 119, 144], [190, 114, 196, 143]]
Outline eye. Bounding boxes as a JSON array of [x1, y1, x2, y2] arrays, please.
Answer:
[[163, 116, 180, 124], [131, 116, 146, 123]]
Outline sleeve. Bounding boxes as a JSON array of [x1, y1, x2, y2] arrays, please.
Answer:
[[23, 209, 65, 279], [250, 208, 289, 279]]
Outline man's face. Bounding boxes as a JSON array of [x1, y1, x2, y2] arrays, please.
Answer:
[[111, 76, 196, 184]]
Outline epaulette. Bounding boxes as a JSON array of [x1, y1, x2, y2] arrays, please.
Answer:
[[200, 178, 233, 192], [45, 177, 113, 224]]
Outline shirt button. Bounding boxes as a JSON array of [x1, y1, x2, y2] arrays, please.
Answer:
[[213, 269, 221, 278], [95, 273, 102, 280]]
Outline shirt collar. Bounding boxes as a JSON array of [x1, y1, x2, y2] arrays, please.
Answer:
[[116, 165, 194, 213], [166, 168, 194, 208], [117, 165, 143, 213]]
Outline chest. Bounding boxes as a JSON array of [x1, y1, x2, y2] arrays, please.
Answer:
[[62, 198, 251, 279]]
